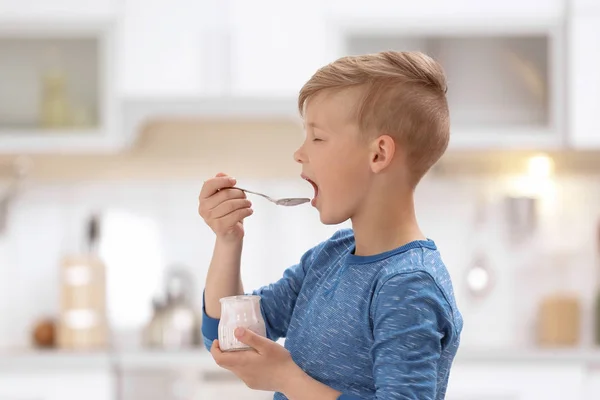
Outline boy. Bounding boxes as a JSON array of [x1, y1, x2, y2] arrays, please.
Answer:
[[198, 51, 463, 400]]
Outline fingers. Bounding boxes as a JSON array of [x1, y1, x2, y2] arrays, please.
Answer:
[[205, 186, 247, 210], [234, 328, 270, 354], [210, 339, 254, 369], [198, 173, 255, 238], [200, 175, 237, 200], [212, 207, 254, 232], [210, 198, 253, 219]]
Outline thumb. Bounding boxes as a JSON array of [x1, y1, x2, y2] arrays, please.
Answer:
[[235, 327, 270, 353], [215, 172, 229, 178]]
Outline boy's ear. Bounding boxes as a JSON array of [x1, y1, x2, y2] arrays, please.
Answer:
[[369, 134, 396, 173]]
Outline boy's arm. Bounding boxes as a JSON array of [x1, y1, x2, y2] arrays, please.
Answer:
[[204, 238, 244, 318], [367, 271, 458, 400], [202, 242, 320, 349]]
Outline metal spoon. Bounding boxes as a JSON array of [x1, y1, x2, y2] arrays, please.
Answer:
[[233, 187, 310, 207]]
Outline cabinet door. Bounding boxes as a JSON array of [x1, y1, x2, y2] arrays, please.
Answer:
[[118, 0, 229, 98], [584, 367, 600, 399], [326, 0, 564, 25], [0, 0, 116, 21], [568, 13, 600, 149], [229, 0, 332, 97], [572, 0, 600, 13], [446, 364, 585, 400], [0, 371, 113, 400]]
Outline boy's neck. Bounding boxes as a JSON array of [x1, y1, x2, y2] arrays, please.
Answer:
[[350, 191, 425, 257]]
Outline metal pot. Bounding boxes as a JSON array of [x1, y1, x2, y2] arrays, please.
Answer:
[[143, 267, 201, 349]]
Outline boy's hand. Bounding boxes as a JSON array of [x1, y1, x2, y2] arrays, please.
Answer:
[[198, 172, 253, 242], [210, 328, 300, 393]]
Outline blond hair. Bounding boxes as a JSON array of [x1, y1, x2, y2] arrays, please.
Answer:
[[298, 51, 450, 186]]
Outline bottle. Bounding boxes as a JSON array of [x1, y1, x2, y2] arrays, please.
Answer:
[[57, 215, 108, 350], [39, 46, 71, 129]]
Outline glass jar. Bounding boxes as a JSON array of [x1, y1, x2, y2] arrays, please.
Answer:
[[218, 295, 266, 352]]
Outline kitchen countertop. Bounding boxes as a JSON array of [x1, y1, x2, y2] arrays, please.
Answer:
[[456, 347, 600, 366], [2, 347, 600, 371]]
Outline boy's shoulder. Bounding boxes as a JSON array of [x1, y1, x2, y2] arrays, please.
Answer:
[[308, 228, 355, 258]]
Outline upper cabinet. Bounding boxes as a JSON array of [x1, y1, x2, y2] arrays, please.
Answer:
[[0, 19, 120, 153], [572, 0, 600, 13], [0, 0, 117, 21], [228, 0, 333, 98], [117, 0, 230, 99], [568, 1, 600, 149], [326, 1, 566, 150], [326, 0, 565, 24], [3, 0, 600, 153]]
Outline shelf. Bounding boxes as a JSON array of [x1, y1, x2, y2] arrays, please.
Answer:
[[0, 130, 123, 153], [343, 28, 565, 149]]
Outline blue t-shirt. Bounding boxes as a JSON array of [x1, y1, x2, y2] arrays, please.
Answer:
[[202, 229, 463, 400]]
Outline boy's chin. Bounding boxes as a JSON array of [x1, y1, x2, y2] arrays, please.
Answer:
[[318, 210, 350, 226]]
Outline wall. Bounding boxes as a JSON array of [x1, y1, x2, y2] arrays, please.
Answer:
[[1, 121, 599, 352]]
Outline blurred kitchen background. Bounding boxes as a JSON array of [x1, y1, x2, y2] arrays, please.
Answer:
[[0, 0, 600, 399]]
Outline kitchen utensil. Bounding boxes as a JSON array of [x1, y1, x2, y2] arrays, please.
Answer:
[[142, 266, 201, 349], [58, 214, 108, 350], [504, 195, 538, 244], [537, 294, 581, 347], [465, 194, 495, 300], [232, 187, 310, 206], [218, 295, 266, 352]]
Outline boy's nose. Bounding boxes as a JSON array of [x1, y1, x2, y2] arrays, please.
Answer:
[[293, 146, 306, 164]]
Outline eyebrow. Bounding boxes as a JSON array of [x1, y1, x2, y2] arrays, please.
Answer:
[[303, 121, 325, 130]]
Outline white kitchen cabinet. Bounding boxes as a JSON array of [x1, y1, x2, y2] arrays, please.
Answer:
[[334, 23, 565, 150], [228, 0, 333, 97], [0, 370, 113, 400], [118, 0, 229, 98], [572, 0, 600, 14], [584, 367, 600, 399], [326, 0, 565, 25], [0, 0, 117, 22], [567, 12, 600, 149], [0, 20, 121, 153], [446, 363, 586, 400], [120, 367, 274, 400]]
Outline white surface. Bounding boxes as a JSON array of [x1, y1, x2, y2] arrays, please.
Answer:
[[0, 369, 113, 400], [456, 348, 600, 364], [447, 363, 586, 400], [568, 13, 600, 149], [326, 0, 564, 23], [4, 347, 600, 371], [0, 0, 117, 21], [228, 0, 334, 97], [585, 368, 600, 400], [117, 0, 227, 98], [572, 0, 600, 14]]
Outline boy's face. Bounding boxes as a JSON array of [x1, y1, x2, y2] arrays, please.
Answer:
[[294, 89, 373, 225]]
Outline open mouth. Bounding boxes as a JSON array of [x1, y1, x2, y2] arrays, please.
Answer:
[[302, 175, 319, 205]]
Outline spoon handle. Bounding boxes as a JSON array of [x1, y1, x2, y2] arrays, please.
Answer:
[[232, 187, 274, 202]]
